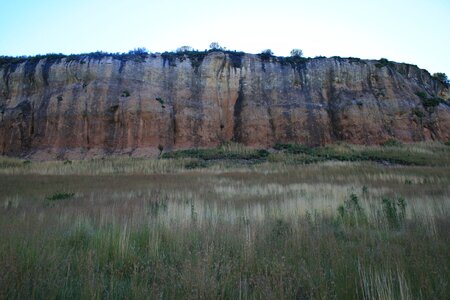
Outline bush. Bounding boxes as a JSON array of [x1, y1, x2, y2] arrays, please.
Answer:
[[375, 58, 394, 68], [259, 49, 274, 60], [184, 160, 208, 169], [422, 98, 441, 108], [381, 197, 406, 229], [270, 219, 292, 239], [432, 72, 448, 84], [261, 49, 273, 56], [416, 91, 443, 108], [415, 91, 428, 100], [412, 108, 425, 118], [382, 139, 402, 147], [162, 146, 269, 161], [148, 200, 167, 217], [337, 193, 367, 227], [46, 192, 75, 201], [273, 143, 313, 154]]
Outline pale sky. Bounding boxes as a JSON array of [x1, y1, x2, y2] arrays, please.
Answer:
[[0, 0, 449, 75]]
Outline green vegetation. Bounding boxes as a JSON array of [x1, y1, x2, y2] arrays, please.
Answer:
[[382, 197, 406, 229], [382, 138, 402, 147], [279, 55, 308, 67], [258, 49, 274, 60], [415, 91, 427, 100], [271, 142, 450, 166], [0, 49, 349, 71], [415, 91, 446, 108], [162, 49, 208, 69], [1, 143, 449, 177], [209, 42, 224, 51], [290, 48, 303, 57], [422, 97, 442, 108], [0, 146, 449, 298], [412, 108, 425, 118], [0, 53, 67, 67], [162, 143, 270, 161], [375, 58, 395, 68], [0, 47, 337, 73], [46, 192, 75, 201], [0, 49, 151, 69], [432, 72, 449, 85], [337, 193, 367, 227], [176, 46, 194, 53]]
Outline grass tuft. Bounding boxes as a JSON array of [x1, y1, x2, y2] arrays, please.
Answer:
[[46, 192, 75, 201]]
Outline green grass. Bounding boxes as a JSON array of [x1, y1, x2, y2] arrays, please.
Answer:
[[162, 143, 269, 161], [0, 143, 449, 298], [272, 142, 450, 166], [1, 142, 449, 177], [46, 192, 75, 201]]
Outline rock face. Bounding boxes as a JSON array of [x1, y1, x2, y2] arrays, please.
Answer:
[[0, 52, 449, 159]]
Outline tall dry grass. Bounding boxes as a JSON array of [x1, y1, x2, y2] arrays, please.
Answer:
[[0, 143, 449, 298]]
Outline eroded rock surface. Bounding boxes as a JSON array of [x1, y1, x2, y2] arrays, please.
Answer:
[[1, 52, 449, 159]]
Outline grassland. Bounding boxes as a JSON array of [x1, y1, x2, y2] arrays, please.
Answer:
[[0, 142, 449, 299]]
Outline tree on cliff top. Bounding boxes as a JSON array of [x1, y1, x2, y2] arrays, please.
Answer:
[[261, 49, 273, 56], [176, 46, 194, 53], [432, 72, 448, 85], [209, 42, 224, 51], [290, 49, 303, 58], [259, 49, 274, 60]]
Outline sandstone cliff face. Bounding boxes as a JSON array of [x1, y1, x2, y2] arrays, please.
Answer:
[[0, 52, 449, 159]]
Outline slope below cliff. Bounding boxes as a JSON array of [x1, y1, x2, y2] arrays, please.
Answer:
[[1, 51, 449, 159]]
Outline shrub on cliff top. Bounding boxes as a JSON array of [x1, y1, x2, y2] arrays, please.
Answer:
[[375, 58, 394, 68], [259, 49, 274, 60], [432, 72, 448, 85]]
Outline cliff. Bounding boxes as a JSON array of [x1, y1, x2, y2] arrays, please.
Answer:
[[1, 51, 449, 160]]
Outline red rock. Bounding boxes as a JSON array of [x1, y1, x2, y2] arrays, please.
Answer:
[[0, 52, 448, 159]]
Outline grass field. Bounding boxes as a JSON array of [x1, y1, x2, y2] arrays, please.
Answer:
[[1, 142, 449, 299]]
